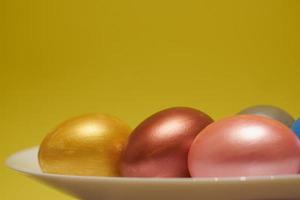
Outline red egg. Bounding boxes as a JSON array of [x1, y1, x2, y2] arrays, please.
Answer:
[[120, 107, 213, 177], [188, 115, 300, 178]]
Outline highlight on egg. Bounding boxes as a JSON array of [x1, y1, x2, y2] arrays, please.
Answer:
[[38, 113, 132, 176], [188, 115, 300, 178], [120, 107, 213, 177]]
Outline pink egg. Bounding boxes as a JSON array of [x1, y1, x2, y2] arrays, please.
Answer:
[[120, 107, 213, 177], [188, 115, 300, 177]]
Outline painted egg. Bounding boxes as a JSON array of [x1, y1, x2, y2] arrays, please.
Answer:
[[38, 113, 131, 176], [292, 118, 300, 139], [120, 107, 213, 177], [188, 115, 300, 177], [238, 105, 294, 127]]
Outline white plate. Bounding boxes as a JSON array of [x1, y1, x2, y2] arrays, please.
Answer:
[[5, 147, 300, 200]]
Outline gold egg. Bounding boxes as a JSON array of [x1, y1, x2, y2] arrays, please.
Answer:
[[38, 114, 132, 176]]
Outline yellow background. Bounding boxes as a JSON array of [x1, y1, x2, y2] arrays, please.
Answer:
[[1, 0, 299, 199]]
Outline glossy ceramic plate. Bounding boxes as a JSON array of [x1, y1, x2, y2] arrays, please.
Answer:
[[6, 147, 300, 200]]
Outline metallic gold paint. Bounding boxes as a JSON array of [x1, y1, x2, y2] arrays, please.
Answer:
[[120, 107, 213, 177], [188, 115, 300, 178], [38, 114, 131, 176]]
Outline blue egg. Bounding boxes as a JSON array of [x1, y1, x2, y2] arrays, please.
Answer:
[[291, 118, 300, 138]]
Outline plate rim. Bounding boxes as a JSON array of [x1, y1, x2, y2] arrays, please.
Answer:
[[6, 146, 300, 183]]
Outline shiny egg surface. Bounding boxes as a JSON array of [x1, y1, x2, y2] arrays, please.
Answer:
[[238, 105, 294, 127], [120, 107, 213, 177], [39, 114, 131, 176], [188, 115, 300, 177]]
